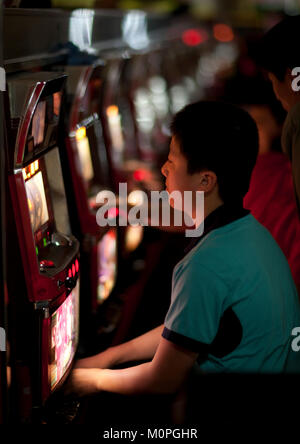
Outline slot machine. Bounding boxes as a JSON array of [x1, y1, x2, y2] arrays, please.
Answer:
[[100, 54, 146, 259], [5, 72, 80, 422], [127, 50, 171, 169], [60, 62, 119, 341]]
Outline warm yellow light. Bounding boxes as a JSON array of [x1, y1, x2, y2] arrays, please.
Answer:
[[28, 198, 32, 211], [76, 126, 86, 141], [22, 169, 27, 181], [34, 160, 39, 172], [30, 163, 35, 175], [106, 105, 119, 117]]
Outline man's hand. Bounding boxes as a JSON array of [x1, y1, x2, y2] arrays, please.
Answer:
[[65, 368, 103, 397]]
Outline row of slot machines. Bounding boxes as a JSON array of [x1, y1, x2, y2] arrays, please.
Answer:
[[1, 39, 208, 423]]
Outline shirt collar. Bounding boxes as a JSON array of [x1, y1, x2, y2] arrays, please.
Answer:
[[184, 203, 250, 255]]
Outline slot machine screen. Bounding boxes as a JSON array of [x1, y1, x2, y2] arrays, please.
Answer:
[[50, 285, 79, 390], [75, 126, 94, 182], [25, 168, 49, 233], [97, 229, 117, 303], [31, 101, 46, 146]]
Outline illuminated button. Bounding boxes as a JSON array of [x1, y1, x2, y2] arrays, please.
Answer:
[[40, 260, 55, 268], [75, 259, 79, 272], [72, 264, 76, 277], [68, 269, 72, 278]]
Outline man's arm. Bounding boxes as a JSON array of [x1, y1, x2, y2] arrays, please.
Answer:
[[75, 324, 164, 369], [67, 337, 198, 396]]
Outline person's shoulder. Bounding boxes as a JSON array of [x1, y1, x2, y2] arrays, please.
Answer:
[[286, 102, 300, 125], [176, 214, 257, 267]]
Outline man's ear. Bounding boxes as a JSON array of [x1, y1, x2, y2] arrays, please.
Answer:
[[198, 171, 218, 192]]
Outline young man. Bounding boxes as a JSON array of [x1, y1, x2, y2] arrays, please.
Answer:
[[67, 101, 300, 398], [253, 15, 300, 215]]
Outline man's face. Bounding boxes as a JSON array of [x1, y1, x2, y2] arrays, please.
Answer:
[[268, 71, 296, 111], [161, 136, 202, 208]]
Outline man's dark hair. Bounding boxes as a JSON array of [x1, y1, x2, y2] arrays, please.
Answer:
[[253, 15, 300, 81], [170, 101, 259, 204]]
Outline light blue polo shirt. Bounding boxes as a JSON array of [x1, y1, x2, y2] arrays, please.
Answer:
[[163, 214, 300, 373]]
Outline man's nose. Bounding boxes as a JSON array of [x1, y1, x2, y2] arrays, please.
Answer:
[[161, 162, 167, 177]]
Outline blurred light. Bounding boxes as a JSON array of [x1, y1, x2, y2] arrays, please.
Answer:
[[128, 190, 145, 206], [134, 88, 155, 133], [149, 76, 166, 94], [170, 85, 189, 114], [106, 105, 119, 117], [213, 24, 234, 42], [69, 9, 95, 53], [75, 259, 79, 272], [122, 10, 149, 50], [182, 29, 207, 46], [149, 76, 169, 118], [125, 225, 143, 253], [133, 169, 152, 182], [107, 207, 119, 219], [76, 126, 86, 141], [106, 105, 124, 155]]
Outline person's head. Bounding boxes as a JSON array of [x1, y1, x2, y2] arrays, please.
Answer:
[[161, 101, 259, 215], [253, 15, 300, 111], [246, 104, 283, 155]]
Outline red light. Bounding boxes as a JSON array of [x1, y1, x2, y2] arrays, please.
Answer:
[[68, 269, 72, 278], [133, 169, 152, 182], [213, 24, 234, 43], [75, 259, 79, 272], [182, 29, 207, 47], [133, 169, 146, 181], [107, 207, 119, 219], [72, 264, 75, 277]]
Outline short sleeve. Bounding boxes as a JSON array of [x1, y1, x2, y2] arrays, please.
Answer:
[[162, 258, 228, 353]]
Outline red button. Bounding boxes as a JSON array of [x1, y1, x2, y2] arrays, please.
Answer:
[[40, 260, 55, 268], [75, 259, 79, 272]]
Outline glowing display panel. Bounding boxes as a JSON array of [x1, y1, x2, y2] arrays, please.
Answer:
[[25, 171, 49, 233], [76, 127, 94, 182], [31, 101, 46, 146], [50, 285, 79, 390], [97, 229, 117, 304]]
